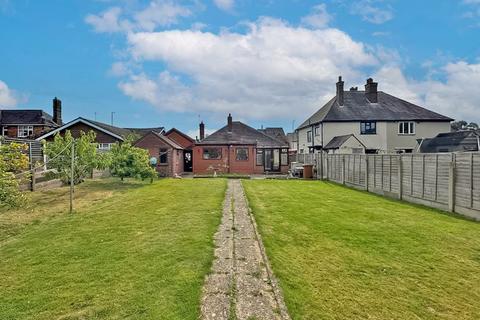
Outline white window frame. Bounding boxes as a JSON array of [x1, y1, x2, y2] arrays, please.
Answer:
[[97, 143, 112, 151], [398, 121, 415, 135], [17, 125, 33, 138], [314, 124, 320, 136], [2, 126, 8, 136], [307, 130, 312, 143]]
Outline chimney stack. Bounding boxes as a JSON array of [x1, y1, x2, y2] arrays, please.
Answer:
[[365, 78, 378, 103], [199, 121, 205, 140], [336, 76, 344, 106], [227, 113, 233, 132], [53, 97, 62, 125]]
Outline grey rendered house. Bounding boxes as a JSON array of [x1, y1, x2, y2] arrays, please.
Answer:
[[296, 77, 453, 154]]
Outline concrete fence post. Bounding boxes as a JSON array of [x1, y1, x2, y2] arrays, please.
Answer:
[[398, 155, 403, 200], [365, 155, 369, 191], [342, 155, 346, 185], [448, 154, 456, 212]]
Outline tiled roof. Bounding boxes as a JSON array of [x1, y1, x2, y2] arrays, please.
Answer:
[[0, 109, 58, 126], [258, 127, 289, 144], [197, 121, 288, 148], [419, 130, 480, 153], [298, 91, 453, 129]]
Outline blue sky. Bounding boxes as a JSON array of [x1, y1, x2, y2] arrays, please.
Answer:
[[1, 0, 480, 137]]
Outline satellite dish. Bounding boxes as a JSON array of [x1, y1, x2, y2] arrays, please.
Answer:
[[149, 157, 158, 166]]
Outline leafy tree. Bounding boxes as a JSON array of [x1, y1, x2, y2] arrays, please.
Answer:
[[451, 120, 467, 131], [0, 140, 29, 207], [451, 120, 478, 131], [109, 141, 156, 181], [43, 131, 107, 185]]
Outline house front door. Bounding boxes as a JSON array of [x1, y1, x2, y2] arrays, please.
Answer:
[[183, 150, 193, 172]]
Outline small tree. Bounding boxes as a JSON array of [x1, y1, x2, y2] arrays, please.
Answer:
[[109, 141, 156, 181], [0, 141, 29, 207], [43, 131, 106, 184]]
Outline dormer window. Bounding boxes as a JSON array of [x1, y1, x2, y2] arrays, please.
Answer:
[[17, 125, 33, 138]]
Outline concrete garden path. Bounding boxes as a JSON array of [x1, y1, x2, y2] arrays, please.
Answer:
[[200, 180, 290, 320]]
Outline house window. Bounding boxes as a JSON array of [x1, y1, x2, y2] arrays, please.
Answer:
[[17, 125, 33, 138], [236, 148, 249, 161], [159, 148, 168, 164], [398, 121, 415, 135], [97, 143, 112, 151], [307, 130, 312, 143], [2, 126, 8, 136], [360, 121, 376, 134], [256, 150, 264, 166], [203, 148, 222, 160], [314, 124, 320, 136], [281, 148, 288, 165]]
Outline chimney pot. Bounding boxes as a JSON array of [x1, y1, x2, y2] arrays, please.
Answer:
[[364, 78, 378, 103], [52, 97, 63, 125], [336, 76, 344, 106], [199, 121, 205, 140], [227, 113, 233, 131]]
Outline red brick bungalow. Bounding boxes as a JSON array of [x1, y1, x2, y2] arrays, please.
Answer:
[[134, 131, 185, 177], [193, 114, 289, 175], [164, 128, 195, 172]]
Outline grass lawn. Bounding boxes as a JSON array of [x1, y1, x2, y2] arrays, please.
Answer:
[[243, 180, 480, 320], [0, 178, 226, 320]]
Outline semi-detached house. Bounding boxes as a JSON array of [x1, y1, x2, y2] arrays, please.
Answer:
[[296, 77, 453, 154]]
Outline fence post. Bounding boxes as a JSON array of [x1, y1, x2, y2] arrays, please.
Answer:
[[434, 154, 438, 201], [422, 154, 425, 198], [470, 152, 474, 209], [320, 152, 324, 180], [398, 155, 403, 200], [28, 142, 36, 192], [365, 155, 369, 191], [342, 155, 346, 185], [448, 154, 455, 212]]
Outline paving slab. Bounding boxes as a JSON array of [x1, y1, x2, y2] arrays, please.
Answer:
[[200, 179, 290, 320]]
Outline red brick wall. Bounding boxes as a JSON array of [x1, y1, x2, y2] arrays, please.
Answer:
[[44, 123, 121, 143], [193, 145, 257, 174], [165, 130, 194, 149], [193, 145, 289, 175], [134, 132, 183, 177]]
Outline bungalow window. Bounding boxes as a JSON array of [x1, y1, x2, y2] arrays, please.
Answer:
[[17, 125, 33, 138], [281, 148, 288, 165], [203, 148, 222, 160], [236, 148, 249, 161], [307, 130, 312, 143], [2, 126, 8, 136], [399, 121, 415, 135], [256, 150, 264, 166], [159, 148, 168, 164], [97, 143, 112, 151], [314, 124, 320, 136], [360, 121, 376, 134]]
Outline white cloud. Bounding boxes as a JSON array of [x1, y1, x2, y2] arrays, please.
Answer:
[[85, 7, 128, 33], [374, 62, 480, 122], [121, 17, 377, 120], [351, 1, 393, 24], [85, 1, 192, 33], [213, 0, 234, 12], [0, 80, 18, 108], [133, 0, 192, 31], [301, 3, 332, 29]]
